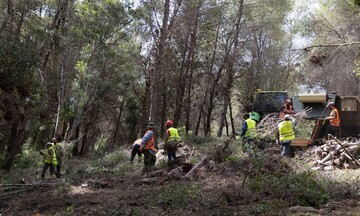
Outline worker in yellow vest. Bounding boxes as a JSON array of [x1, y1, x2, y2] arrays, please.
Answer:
[[52, 137, 65, 176], [164, 120, 181, 163], [240, 113, 262, 152], [277, 114, 295, 157], [241, 113, 257, 142], [40, 142, 60, 179]]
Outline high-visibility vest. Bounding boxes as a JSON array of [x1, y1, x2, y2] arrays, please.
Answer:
[[166, 127, 180, 142], [143, 130, 155, 151], [244, 118, 256, 138], [278, 120, 295, 141], [329, 108, 340, 127], [44, 146, 58, 165], [279, 104, 293, 119]]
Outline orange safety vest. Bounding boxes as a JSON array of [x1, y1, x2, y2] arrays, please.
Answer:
[[329, 108, 340, 127], [279, 104, 293, 119], [143, 130, 155, 151]]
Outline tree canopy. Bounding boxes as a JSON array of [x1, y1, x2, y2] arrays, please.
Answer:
[[0, 0, 359, 171]]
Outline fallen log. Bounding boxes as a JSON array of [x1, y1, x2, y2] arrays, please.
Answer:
[[143, 170, 167, 178], [185, 155, 209, 179]]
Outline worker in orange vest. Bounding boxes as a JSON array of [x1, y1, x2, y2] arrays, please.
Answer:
[[324, 101, 340, 138], [279, 99, 295, 119], [141, 122, 157, 174]]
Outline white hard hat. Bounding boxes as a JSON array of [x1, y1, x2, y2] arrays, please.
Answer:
[[284, 114, 291, 120], [326, 101, 335, 107]]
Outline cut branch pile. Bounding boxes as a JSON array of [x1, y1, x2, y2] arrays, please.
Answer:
[[143, 136, 236, 182], [255, 107, 314, 140], [311, 137, 360, 170]]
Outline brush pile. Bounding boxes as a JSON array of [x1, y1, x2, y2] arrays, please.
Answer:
[[255, 107, 314, 140]]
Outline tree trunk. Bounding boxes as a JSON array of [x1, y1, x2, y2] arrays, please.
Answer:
[[112, 97, 125, 145], [150, 0, 170, 125], [203, 25, 221, 135], [3, 117, 27, 171], [54, 62, 65, 138], [228, 96, 235, 135], [216, 0, 244, 137], [217, 91, 230, 137], [160, 91, 167, 139], [79, 122, 90, 156], [72, 124, 80, 156], [175, 1, 201, 129], [41, 0, 69, 71], [0, 0, 14, 36]]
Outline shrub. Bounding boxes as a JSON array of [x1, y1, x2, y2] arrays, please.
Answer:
[[248, 156, 331, 207]]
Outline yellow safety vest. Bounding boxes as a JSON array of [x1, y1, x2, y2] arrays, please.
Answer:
[[166, 127, 181, 142], [44, 146, 58, 165], [278, 120, 295, 141], [244, 119, 257, 138]]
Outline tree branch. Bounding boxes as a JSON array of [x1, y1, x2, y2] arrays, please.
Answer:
[[293, 42, 360, 51]]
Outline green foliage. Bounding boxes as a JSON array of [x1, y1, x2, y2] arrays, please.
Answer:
[[246, 155, 333, 207], [242, 200, 286, 215], [183, 134, 219, 145], [250, 170, 330, 207], [0, 41, 39, 96], [64, 204, 75, 213], [102, 150, 128, 164], [13, 148, 42, 169], [352, 0, 360, 7], [55, 182, 72, 195], [155, 183, 198, 210], [125, 95, 140, 142]]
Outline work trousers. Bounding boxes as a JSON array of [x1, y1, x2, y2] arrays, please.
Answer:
[[281, 141, 294, 158], [164, 140, 177, 162], [41, 163, 60, 179], [142, 149, 156, 174], [324, 124, 339, 139], [56, 158, 63, 175], [130, 144, 142, 162]]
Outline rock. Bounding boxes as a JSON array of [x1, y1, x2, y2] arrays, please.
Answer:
[[324, 166, 334, 171], [289, 205, 319, 213]]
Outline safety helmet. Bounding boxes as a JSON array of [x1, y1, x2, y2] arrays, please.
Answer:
[[326, 101, 335, 107], [286, 99, 291, 103], [147, 122, 156, 128], [45, 142, 52, 146], [165, 120, 173, 126], [284, 114, 291, 120]]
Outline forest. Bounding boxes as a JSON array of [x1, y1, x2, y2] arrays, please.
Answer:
[[1, 0, 360, 215]]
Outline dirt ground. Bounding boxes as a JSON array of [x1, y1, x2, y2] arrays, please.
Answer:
[[1, 146, 360, 216]]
